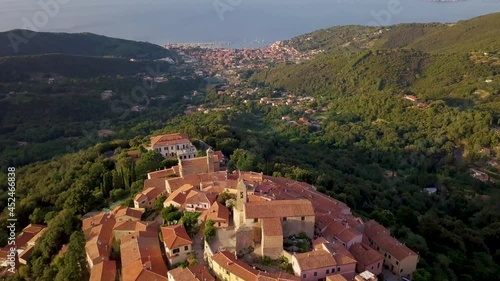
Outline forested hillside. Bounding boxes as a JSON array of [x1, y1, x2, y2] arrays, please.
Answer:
[[285, 12, 500, 54], [0, 30, 173, 59], [246, 12, 500, 281], [0, 54, 171, 82]]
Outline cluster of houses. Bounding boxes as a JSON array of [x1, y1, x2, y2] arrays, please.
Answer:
[[0, 224, 47, 271], [4, 132, 415, 281], [107, 133, 419, 281]]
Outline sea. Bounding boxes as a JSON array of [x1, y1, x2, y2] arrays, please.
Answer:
[[0, 0, 499, 48]]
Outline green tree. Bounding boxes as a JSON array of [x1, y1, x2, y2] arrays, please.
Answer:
[[412, 268, 431, 281], [228, 149, 262, 171], [54, 230, 88, 281], [154, 194, 167, 212], [162, 204, 182, 224], [204, 220, 216, 241], [135, 150, 164, 178], [102, 171, 113, 198], [180, 211, 201, 235]]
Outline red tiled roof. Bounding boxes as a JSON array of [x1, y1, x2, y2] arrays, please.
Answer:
[[89, 260, 116, 281], [148, 167, 178, 179], [363, 220, 417, 261], [113, 206, 144, 220], [204, 201, 230, 223], [326, 274, 349, 281], [294, 249, 337, 271], [261, 218, 283, 237], [161, 225, 192, 249], [349, 243, 383, 266], [151, 133, 191, 148], [245, 200, 314, 219], [143, 178, 168, 191], [168, 265, 215, 281], [120, 230, 168, 281], [212, 251, 258, 281]]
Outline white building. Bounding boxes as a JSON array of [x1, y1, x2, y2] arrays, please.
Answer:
[[149, 133, 197, 159]]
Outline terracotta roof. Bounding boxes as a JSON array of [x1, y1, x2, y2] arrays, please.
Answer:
[[83, 213, 109, 233], [214, 150, 225, 161], [166, 171, 228, 192], [294, 249, 337, 271], [204, 201, 230, 223], [151, 133, 191, 147], [245, 200, 314, 219], [89, 260, 116, 281], [256, 271, 301, 281], [238, 171, 264, 183], [322, 221, 362, 244], [85, 219, 115, 262], [161, 225, 192, 249], [113, 221, 158, 233], [326, 274, 349, 281], [261, 218, 283, 237], [148, 167, 178, 179], [164, 184, 194, 206], [349, 243, 383, 266], [319, 242, 357, 265], [185, 190, 217, 207], [135, 187, 164, 202], [113, 206, 144, 220], [363, 220, 388, 238], [168, 265, 215, 281], [363, 220, 417, 261], [134, 193, 148, 202], [143, 178, 167, 191], [120, 230, 168, 281], [212, 251, 258, 281], [9, 224, 46, 250]]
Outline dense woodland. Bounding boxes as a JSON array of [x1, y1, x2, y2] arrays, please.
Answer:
[[0, 30, 173, 59], [1, 13, 500, 281]]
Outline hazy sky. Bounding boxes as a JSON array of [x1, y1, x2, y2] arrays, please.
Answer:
[[0, 0, 499, 45]]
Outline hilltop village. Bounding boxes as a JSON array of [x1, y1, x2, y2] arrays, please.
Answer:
[[79, 133, 419, 281]]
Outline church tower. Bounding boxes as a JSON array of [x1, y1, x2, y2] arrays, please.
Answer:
[[234, 179, 247, 228], [206, 148, 214, 173]]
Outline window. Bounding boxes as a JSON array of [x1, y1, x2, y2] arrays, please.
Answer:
[[378, 262, 380, 268], [400, 269, 403, 273], [337, 267, 341, 272], [377, 246, 380, 250], [326, 269, 330, 274], [388, 255, 391, 259], [302, 274, 307, 278], [301, 216, 305, 221], [282, 217, 287, 221], [254, 218, 258, 223], [396, 261, 399, 265], [173, 248, 180, 254], [184, 246, 189, 251], [384, 253, 387, 257]]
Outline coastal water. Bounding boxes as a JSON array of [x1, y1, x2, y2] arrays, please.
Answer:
[[0, 0, 499, 47]]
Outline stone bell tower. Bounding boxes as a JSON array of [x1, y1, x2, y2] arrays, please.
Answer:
[[234, 179, 247, 228]]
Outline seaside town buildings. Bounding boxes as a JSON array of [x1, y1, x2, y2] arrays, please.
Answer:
[[79, 134, 419, 281]]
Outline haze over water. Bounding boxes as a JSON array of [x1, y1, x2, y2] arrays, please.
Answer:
[[0, 0, 499, 47]]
